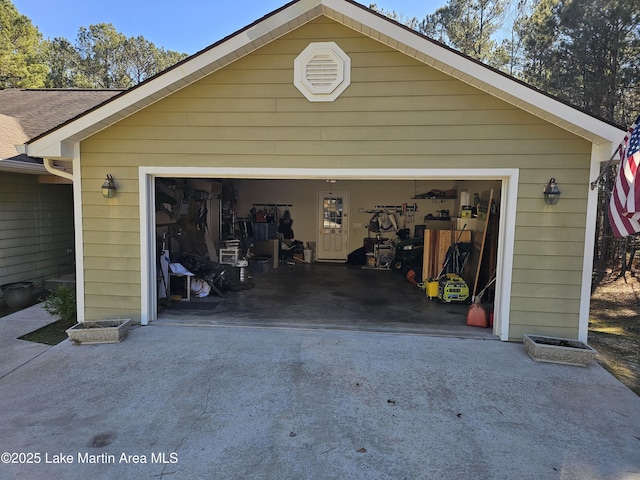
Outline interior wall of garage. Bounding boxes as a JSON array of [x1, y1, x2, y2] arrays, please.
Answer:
[[232, 178, 502, 256]]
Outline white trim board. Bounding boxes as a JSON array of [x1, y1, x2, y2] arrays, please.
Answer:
[[139, 166, 518, 341]]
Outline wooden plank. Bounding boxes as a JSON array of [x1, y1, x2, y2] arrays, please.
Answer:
[[422, 228, 469, 280], [468, 189, 493, 298]]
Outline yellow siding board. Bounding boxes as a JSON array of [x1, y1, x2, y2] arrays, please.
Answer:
[[82, 205, 140, 220], [511, 282, 582, 299], [516, 212, 587, 228], [85, 309, 140, 323], [514, 241, 584, 257], [515, 226, 585, 242], [462, 109, 547, 125], [85, 281, 140, 297], [513, 255, 583, 271], [84, 257, 140, 271], [85, 270, 138, 283], [509, 324, 578, 342], [98, 125, 324, 142], [519, 168, 591, 184], [184, 110, 468, 127], [511, 296, 580, 314], [317, 124, 581, 142], [517, 200, 590, 215], [512, 269, 582, 286], [274, 95, 511, 112], [144, 98, 277, 114], [85, 295, 140, 310], [83, 231, 140, 245], [83, 217, 140, 232], [511, 311, 580, 328], [84, 244, 140, 259]]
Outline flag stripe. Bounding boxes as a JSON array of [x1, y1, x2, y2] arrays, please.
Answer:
[[608, 114, 640, 238]]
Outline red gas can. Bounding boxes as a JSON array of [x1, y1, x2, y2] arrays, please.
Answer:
[[466, 303, 488, 328]]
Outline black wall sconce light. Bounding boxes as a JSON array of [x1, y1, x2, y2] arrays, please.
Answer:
[[101, 174, 116, 198], [543, 177, 561, 205]]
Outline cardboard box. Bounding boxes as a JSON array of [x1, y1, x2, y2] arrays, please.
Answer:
[[457, 218, 478, 231]]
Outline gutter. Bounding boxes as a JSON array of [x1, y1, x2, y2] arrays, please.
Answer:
[[43, 158, 73, 181], [0, 158, 47, 175], [14, 144, 73, 181]]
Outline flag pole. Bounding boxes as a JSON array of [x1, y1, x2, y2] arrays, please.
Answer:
[[590, 143, 623, 190]]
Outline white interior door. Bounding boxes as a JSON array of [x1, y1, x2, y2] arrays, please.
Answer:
[[317, 191, 349, 261]]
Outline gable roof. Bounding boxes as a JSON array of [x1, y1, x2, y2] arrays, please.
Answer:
[[20, 0, 625, 161]]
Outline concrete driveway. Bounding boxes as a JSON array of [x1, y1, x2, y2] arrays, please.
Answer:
[[0, 305, 639, 480]]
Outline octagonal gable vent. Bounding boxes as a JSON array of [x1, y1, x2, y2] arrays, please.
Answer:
[[294, 42, 351, 102]]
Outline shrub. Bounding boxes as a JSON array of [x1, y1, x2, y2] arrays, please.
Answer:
[[43, 285, 77, 323]]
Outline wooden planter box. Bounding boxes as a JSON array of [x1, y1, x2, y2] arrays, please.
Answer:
[[523, 334, 597, 367], [66, 319, 131, 344]]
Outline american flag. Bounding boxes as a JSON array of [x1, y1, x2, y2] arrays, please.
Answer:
[[608, 115, 640, 238]]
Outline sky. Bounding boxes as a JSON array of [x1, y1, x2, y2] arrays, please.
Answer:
[[11, 0, 446, 55]]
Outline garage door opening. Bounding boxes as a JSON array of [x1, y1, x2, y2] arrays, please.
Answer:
[[149, 175, 504, 338]]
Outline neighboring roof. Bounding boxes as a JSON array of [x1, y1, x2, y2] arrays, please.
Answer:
[[0, 114, 28, 159], [0, 89, 122, 174], [0, 89, 122, 140], [21, 0, 625, 160]]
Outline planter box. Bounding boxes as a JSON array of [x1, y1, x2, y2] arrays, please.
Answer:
[[66, 319, 131, 344], [523, 334, 597, 367]]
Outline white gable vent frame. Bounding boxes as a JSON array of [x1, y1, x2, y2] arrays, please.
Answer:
[[294, 42, 351, 102]]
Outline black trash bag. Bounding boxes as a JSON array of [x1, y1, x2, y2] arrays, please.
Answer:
[[346, 246, 367, 265]]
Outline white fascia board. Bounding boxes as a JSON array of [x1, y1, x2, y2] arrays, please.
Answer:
[[24, 0, 324, 160], [323, 0, 625, 146]]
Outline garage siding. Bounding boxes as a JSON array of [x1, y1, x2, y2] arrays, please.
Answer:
[[79, 17, 592, 340]]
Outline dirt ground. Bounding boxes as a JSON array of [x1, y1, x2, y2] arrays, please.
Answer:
[[589, 270, 640, 396]]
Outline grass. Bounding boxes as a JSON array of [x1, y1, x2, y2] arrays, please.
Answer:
[[589, 270, 640, 396], [17, 316, 77, 346]]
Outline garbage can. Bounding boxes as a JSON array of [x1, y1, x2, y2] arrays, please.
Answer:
[[1, 282, 36, 309]]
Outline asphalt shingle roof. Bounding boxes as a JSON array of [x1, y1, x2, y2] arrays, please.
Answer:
[[0, 88, 123, 161]]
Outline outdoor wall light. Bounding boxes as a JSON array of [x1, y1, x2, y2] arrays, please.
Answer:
[[543, 177, 561, 205], [101, 174, 116, 198]]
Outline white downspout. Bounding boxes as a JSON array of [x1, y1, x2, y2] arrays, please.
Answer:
[[43, 158, 73, 181], [41, 155, 84, 323]]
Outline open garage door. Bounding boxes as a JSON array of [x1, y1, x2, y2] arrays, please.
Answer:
[[139, 168, 518, 341]]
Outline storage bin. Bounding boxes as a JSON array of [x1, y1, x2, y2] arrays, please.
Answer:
[[251, 256, 271, 274], [252, 222, 277, 240]]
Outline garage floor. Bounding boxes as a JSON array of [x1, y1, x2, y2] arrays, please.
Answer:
[[158, 263, 497, 339]]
